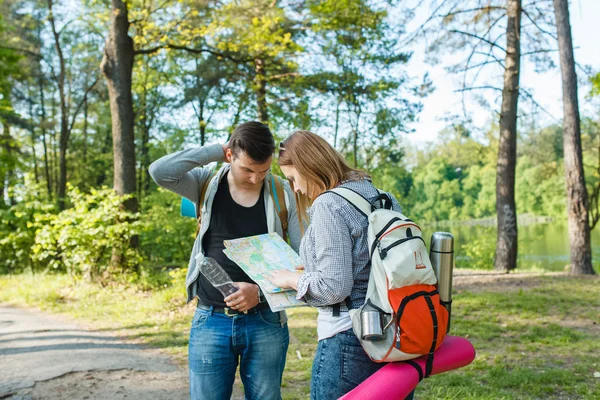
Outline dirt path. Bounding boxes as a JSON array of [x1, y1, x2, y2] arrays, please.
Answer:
[[0, 306, 188, 400]]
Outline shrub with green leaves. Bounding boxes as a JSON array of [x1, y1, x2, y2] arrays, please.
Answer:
[[139, 188, 196, 268], [461, 235, 496, 270], [0, 183, 55, 274], [31, 185, 141, 281]]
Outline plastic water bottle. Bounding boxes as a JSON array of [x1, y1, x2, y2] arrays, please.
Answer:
[[198, 257, 239, 297], [430, 232, 454, 333]]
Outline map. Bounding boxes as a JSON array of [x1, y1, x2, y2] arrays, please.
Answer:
[[223, 233, 307, 312]]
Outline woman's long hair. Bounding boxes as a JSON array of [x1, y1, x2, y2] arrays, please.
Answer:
[[278, 130, 369, 225]]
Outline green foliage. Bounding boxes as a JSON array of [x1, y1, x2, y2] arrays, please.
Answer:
[[410, 157, 464, 220], [515, 156, 566, 218], [0, 13, 21, 95], [461, 236, 496, 270], [31, 186, 141, 281], [139, 188, 196, 268], [0, 180, 55, 273], [204, 0, 302, 59], [0, 182, 194, 286], [590, 72, 600, 97], [398, 122, 574, 223]]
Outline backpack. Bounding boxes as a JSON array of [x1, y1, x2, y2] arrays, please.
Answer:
[[195, 172, 289, 241], [330, 187, 448, 378]]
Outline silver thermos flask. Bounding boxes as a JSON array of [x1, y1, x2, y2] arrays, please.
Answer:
[[430, 232, 454, 333]]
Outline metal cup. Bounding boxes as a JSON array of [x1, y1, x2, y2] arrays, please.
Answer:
[[361, 309, 384, 342]]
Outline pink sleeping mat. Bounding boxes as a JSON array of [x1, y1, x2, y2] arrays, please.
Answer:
[[339, 336, 476, 400]]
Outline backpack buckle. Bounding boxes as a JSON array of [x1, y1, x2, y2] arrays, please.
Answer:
[[377, 241, 388, 259]]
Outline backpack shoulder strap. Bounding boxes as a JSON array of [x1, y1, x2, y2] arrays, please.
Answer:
[[328, 187, 373, 317], [196, 170, 217, 237], [270, 175, 288, 242], [329, 187, 372, 217]]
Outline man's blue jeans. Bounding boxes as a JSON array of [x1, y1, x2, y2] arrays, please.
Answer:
[[310, 329, 415, 400], [188, 306, 289, 400]]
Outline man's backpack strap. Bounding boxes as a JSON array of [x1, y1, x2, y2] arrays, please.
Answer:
[[270, 175, 289, 242], [195, 170, 217, 238]]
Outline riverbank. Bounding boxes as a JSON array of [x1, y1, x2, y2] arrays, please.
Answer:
[[429, 213, 555, 227], [1, 271, 598, 399]]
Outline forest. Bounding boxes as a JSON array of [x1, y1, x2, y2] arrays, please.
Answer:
[[1, 0, 599, 281]]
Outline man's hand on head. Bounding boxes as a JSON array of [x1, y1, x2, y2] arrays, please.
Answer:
[[224, 282, 259, 312], [222, 142, 231, 162]]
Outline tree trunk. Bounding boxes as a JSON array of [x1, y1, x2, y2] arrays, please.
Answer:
[[1, 121, 17, 206], [100, 0, 138, 269], [51, 96, 58, 197], [495, 0, 521, 272], [193, 59, 208, 146], [553, 0, 594, 275], [334, 97, 341, 149], [96, 127, 112, 187], [37, 26, 52, 200], [0, 122, 10, 207], [48, 0, 69, 210], [101, 0, 137, 211], [230, 92, 247, 137], [28, 97, 39, 184], [353, 128, 358, 168], [140, 114, 151, 199], [199, 107, 206, 146], [83, 97, 88, 164], [254, 58, 268, 123]]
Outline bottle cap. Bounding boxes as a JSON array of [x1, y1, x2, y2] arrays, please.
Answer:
[[430, 232, 454, 253]]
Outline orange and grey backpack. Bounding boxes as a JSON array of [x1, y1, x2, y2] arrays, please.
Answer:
[[194, 172, 289, 241], [330, 187, 448, 378]]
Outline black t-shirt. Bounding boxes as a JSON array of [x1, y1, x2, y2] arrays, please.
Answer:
[[198, 172, 268, 306]]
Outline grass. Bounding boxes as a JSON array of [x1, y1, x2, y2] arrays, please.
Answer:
[[1, 271, 599, 399]]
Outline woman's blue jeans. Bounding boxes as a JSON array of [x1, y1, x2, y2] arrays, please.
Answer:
[[188, 306, 289, 400], [310, 329, 415, 400]]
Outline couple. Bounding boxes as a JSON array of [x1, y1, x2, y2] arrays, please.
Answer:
[[149, 122, 410, 400]]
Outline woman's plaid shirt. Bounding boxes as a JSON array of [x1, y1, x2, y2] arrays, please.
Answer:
[[296, 178, 402, 312]]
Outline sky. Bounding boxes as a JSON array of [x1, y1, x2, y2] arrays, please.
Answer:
[[405, 0, 600, 147]]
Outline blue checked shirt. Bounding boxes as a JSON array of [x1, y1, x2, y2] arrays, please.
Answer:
[[296, 178, 402, 312]]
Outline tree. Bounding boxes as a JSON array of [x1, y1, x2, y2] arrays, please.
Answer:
[[0, 11, 22, 207], [100, 0, 139, 270], [410, 0, 558, 271], [100, 0, 137, 215], [47, 0, 99, 210], [197, 0, 303, 125], [304, 0, 421, 167], [553, 0, 594, 275], [494, 0, 521, 272]]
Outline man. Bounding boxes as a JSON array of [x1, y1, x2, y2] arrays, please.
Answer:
[[149, 121, 302, 400]]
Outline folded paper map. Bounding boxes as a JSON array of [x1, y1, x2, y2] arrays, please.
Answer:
[[223, 233, 307, 312]]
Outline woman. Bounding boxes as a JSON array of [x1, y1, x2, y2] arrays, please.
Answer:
[[267, 131, 413, 400]]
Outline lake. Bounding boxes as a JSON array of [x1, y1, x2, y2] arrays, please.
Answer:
[[421, 221, 600, 272]]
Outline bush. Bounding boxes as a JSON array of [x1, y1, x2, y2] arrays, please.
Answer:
[[31, 185, 141, 281], [0, 183, 56, 274], [139, 188, 196, 268], [461, 232, 496, 270]]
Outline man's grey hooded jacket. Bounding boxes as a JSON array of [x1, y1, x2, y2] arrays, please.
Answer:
[[149, 143, 302, 303]]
